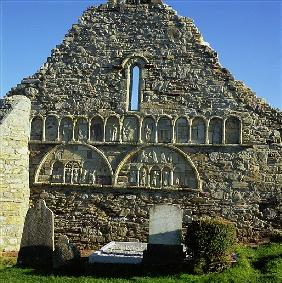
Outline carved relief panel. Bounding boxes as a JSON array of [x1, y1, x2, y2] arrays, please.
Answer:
[[115, 145, 199, 190], [36, 145, 112, 186]]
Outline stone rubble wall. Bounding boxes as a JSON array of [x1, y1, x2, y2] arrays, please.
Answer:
[[29, 143, 282, 250], [0, 96, 31, 252]]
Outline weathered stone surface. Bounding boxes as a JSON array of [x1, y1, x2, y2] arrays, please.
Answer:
[[0, 0, 281, 252], [148, 204, 182, 245], [89, 241, 147, 264], [0, 96, 31, 252], [53, 235, 80, 269], [17, 200, 54, 268]]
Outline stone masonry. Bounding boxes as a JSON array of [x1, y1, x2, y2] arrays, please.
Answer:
[[1, 0, 281, 251], [0, 96, 31, 252]]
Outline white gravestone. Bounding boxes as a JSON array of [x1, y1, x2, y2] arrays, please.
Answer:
[[149, 204, 182, 245]]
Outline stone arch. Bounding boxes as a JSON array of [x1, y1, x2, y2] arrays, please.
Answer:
[[30, 116, 43, 141], [208, 117, 223, 144], [90, 115, 104, 142], [74, 117, 88, 142], [191, 116, 206, 144], [158, 116, 173, 143], [60, 117, 73, 142], [105, 116, 120, 142], [122, 115, 139, 142], [35, 144, 113, 186], [175, 117, 189, 143], [225, 116, 241, 144], [45, 115, 58, 141], [123, 55, 149, 112], [114, 145, 201, 190], [142, 116, 156, 143]]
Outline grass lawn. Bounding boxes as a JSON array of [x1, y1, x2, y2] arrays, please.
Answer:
[[0, 243, 281, 283]]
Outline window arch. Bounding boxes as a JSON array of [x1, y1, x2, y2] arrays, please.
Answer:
[[208, 118, 223, 144], [60, 117, 73, 142], [129, 65, 141, 111], [30, 116, 43, 140], [75, 118, 88, 141], [191, 117, 206, 144], [45, 116, 58, 141], [225, 117, 241, 144], [176, 117, 189, 143], [90, 117, 103, 142], [158, 117, 172, 143]]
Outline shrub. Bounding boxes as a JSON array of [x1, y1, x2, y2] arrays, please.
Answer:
[[269, 229, 282, 243], [185, 217, 237, 274]]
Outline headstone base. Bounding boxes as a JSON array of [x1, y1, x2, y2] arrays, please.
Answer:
[[142, 244, 185, 265]]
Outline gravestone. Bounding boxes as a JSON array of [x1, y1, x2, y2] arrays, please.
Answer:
[[89, 241, 147, 265], [143, 204, 185, 264], [17, 199, 54, 269], [53, 235, 81, 270]]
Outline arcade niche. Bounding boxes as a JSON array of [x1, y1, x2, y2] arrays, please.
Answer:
[[35, 145, 112, 186], [115, 145, 200, 190]]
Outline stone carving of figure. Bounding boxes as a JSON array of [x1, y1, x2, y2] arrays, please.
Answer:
[[123, 123, 133, 142], [160, 152, 167, 163], [73, 169, 79, 184], [54, 149, 64, 161], [65, 169, 71, 184], [129, 169, 137, 184], [80, 169, 88, 183], [163, 171, 169, 186], [152, 151, 158, 163], [144, 124, 152, 142], [175, 177, 180, 186], [151, 171, 159, 187], [167, 154, 173, 163], [140, 168, 147, 186], [140, 150, 148, 163], [78, 128, 85, 140], [89, 170, 96, 185], [111, 124, 118, 141]]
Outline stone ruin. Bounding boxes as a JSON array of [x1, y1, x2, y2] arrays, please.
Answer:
[[0, 0, 281, 252]]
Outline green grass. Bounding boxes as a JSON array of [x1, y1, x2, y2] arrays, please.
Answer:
[[0, 243, 281, 283]]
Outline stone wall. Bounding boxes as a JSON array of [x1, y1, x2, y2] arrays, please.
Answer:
[[0, 96, 31, 252], [29, 143, 281, 250], [3, 1, 282, 250]]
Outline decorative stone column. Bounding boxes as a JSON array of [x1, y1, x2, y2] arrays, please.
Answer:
[[205, 119, 210, 144], [42, 117, 46, 142], [222, 118, 227, 144]]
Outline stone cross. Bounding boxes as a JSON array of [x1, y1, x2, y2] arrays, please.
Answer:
[[17, 199, 54, 268]]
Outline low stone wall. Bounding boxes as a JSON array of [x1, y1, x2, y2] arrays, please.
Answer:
[[0, 96, 31, 252]]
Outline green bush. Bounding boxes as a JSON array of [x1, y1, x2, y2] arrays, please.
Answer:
[[269, 229, 282, 243], [185, 217, 237, 274]]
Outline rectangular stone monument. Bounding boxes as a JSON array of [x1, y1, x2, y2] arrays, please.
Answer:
[[143, 204, 185, 265], [17, 199, 54, 269], [89, 241, 147, 265]]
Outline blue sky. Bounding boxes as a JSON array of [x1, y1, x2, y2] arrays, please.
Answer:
[[0, 0, 281, 110]]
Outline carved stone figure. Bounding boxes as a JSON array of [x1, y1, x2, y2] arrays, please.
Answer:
[[140, 168, 147, 186], [152, 151, 158, 163], [160, 152, 167, 163], [144, 124, 152, 142], [111, 124, 118, 141], [140, 150, 148, 163], [151, 170, 159, 187], [90, 170, 96, 184]]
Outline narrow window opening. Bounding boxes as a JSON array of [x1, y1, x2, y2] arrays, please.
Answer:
[[129, 66, 140, 111]]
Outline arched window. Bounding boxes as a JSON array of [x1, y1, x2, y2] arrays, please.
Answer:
[[142, 117, 156, 143], [75, 118, 88, 141], [209, 118, 222, 144], [105, 116, 119, 142], [225, 117, 241, 144], [60, 117, 73, 142], [129, 65, 140, 111], [158, 117, 172, 143], [191, 117, 206, 144], [90, 117, 103, 142], [30, 117, 43, 140], [122, 116, 138, 142], [176, 118, 189, 143], [45, 116, 58, 141]]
